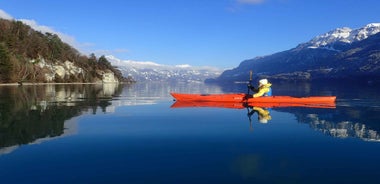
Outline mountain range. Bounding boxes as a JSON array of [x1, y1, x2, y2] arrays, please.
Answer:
[[107, 55, 223, 82], [207, 23, 380, 83]]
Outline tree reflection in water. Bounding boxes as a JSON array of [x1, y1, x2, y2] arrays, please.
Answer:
[[0, 84, 123, 152]]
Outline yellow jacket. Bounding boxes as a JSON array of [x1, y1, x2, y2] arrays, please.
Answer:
[[253, 83, 272, 98]]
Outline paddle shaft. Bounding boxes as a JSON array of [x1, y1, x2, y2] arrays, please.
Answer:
[[247, 70, 253, 95]]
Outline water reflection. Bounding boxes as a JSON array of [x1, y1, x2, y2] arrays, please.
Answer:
[[0, 82, 226, 155], [291, 106, 380, 141], [247, 106, 272, 124], [218, 81, 380, 142], [0, 83, 124, 154], [1, 82, 379, 183], [1, 81, 379, 156], [261, 105, 380, 141], [171, 99, 380, 142], [115, 82, 224, 106]]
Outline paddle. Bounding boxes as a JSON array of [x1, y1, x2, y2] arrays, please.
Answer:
[[243, 102, 254, 131], [244, 70, 253, 111], [247, 70, 253, 95]]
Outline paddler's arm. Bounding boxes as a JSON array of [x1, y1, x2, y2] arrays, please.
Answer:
[[253, 88, 269, 98]]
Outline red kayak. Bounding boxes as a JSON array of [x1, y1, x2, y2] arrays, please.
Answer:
[[170, 100, 336, 109], [170, 92, 336, 104]]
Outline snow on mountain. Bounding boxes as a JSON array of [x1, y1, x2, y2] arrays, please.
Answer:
[[304, 23, 380, 49], [106, 55, 223, 82], [215, 22, 380, 82]]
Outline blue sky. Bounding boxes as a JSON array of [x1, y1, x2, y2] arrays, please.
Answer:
[[1, 0, 379, 68]]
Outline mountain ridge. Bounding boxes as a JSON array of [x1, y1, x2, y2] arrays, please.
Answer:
[[299, 23, 380, 49], [107, 55, 223, 82], [209, 23, 380, 83]]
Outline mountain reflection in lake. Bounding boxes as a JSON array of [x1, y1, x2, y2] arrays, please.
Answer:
[[0, 82, 380, 183]]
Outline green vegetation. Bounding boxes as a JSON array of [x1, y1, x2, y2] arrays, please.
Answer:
[[0, 18, 133, 83]]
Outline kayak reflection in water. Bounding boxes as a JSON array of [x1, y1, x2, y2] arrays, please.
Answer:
[[247, 106, 272, 124], [248, 78, 273, 98]]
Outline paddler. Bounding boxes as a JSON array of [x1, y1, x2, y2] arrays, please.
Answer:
[[252, 79, 272, 98]]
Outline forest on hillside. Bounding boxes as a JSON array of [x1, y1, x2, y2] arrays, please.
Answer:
[[0, 18, 133, 83]]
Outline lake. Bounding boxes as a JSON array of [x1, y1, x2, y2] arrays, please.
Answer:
[[1, 81, 380, 183]]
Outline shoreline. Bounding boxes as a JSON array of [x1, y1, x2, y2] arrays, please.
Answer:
[[0, 82, 123, 86]]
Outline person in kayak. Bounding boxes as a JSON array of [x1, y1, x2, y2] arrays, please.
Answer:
[[250, 79, 272, 98]]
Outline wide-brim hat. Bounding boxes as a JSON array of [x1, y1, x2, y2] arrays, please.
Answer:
[[259, 79, 268, 86]]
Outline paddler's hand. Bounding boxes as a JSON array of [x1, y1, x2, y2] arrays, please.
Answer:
[[247, 84, 255, 90], [244, 94, 251, 100]]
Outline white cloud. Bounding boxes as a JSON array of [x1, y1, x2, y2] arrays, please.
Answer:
[[0, 9, 131, 58], [0, 9, 13, 20], [19, 19, 78, 49], [1, 9, 130, 58], [91, 48, 129, 58], [0, 9, 89, 55]]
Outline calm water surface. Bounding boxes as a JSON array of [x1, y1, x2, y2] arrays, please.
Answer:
[[0, 82, 380, 183]]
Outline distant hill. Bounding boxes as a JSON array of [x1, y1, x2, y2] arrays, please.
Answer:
[[208, 23, 380, 83], [0, 18, 131, 84], [107, 55, 222, 82]]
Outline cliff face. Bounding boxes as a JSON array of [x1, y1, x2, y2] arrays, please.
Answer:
[[37, 59, 118, 83]]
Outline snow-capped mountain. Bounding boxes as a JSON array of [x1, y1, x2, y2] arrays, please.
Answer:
[[302, 23, 380, 49], [106, 55, 223, 82], [212, 23, 380, 82]]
